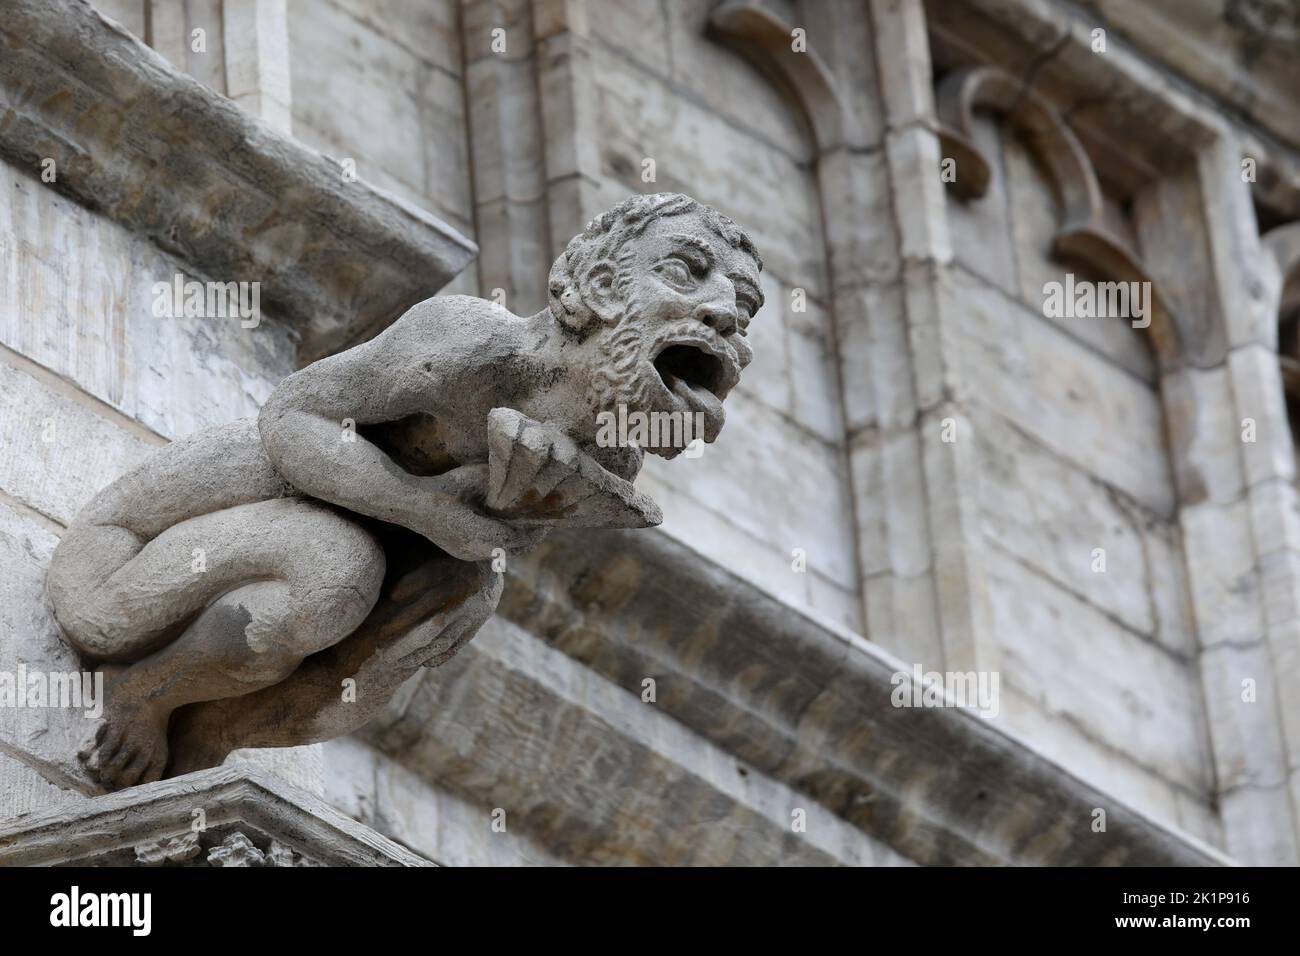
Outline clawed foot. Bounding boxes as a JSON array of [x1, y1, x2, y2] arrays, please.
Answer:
[[78, 697, 170, 791]]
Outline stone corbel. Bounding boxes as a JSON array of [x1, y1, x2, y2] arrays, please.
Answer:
[[937, 66, 1179, 364]]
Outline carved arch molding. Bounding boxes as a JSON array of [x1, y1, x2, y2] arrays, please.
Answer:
[[705, 15, 1186, 372], [706, 0, 843, 152], [935, 65, 1180, 368]]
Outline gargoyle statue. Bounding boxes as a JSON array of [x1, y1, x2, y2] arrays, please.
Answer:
[[46, 193, 764, 790]]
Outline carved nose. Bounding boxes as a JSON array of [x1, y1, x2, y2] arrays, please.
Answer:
[[694, 301, 738, 336]]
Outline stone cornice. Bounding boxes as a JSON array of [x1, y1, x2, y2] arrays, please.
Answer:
[[0, 0, 476, 362], [362, 613, 891, 865], [485, 528, 1232, 866], [935, 0, 1300, 175]]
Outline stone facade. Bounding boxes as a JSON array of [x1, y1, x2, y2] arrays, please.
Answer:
[[1, 0, 1297, 865]]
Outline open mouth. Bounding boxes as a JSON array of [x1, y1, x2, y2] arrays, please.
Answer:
[[653, 343, 725, 397], [648, 341, 736, 449]]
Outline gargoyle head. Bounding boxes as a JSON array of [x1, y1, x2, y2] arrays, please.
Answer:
[[548, 193, 763, 458]]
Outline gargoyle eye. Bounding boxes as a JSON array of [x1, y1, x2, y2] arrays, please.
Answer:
[[655, 258, 695, 287]]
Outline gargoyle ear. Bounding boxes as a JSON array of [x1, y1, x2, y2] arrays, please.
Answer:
[[580, 260, 621, 324]]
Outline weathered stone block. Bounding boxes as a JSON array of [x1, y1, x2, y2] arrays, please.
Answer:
[[884, 125, 952, 264], [0, 501, 95, 793], [1162, 363, 1247, 508], [948, 117, 1018, 295], [952, 270, 1176, 518], [1218, 783, 1300, 866], [1231, 344, 1294, 488], [973, 404, 1162, 640], [868, 0, 935, 130], [591, 45, 830, 298], [1180, 498, 1262, 647], [321, 737, 567, 866], [985, 548, 1212, 797], [0, 361, 158, 526], [996, 683, 1188, 837], [0, 161, 298, 439], [289, 0, 472, 230], [819, 147, 900, 290], [641, 389, 859, 595]]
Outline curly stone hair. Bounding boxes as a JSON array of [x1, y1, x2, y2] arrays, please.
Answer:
[[547, 192, 762, 334]]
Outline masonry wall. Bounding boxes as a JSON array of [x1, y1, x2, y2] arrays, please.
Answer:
[[941, 114, 1217, 841], [0, 154, 298, 808], [287, 0, 475, 271], [5, 0, 1300, 865]]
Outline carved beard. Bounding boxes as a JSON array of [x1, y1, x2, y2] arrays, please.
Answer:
[[585, 290, 667, 417]]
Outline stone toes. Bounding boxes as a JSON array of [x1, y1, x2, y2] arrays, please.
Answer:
[[83, 739, 110, 773], [99, 744, 142, 789], [104, 738, 138, 775], [98, 738, 129, 776], [140, 752, 168, 786], [116, 748, 153, 788], [77, 721, 107, 762]]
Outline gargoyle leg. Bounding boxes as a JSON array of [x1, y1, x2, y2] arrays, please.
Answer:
[[166, 553, 501, 777], [74, 498, 386, 791]]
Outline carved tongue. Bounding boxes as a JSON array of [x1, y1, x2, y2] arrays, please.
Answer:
[[671, 376, 724, 441]]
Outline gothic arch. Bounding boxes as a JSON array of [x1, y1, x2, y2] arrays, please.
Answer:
[[936, 66, 1179, 368], [706, 1, 844, 152]]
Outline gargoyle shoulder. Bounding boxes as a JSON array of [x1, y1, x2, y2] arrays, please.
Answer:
[[388, 294, 521, 350], [379, 296, 526, 392]]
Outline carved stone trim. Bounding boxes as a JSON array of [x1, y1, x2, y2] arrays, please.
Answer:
[[0, 764, 434, 866], [473, 528, 1232, 867]]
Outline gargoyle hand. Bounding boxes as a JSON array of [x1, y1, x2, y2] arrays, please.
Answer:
[[423, 463, 550, 562]]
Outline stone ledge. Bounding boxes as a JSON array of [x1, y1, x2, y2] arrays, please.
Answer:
[[362, 615, 904, 866], [1067, 0, 1300, 155], [0, 0, 476, 362], [0, 763, 434, 866], [492, 528, 1233, 866]]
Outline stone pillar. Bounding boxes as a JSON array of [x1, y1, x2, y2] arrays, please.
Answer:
[[861, 0, 997, 675]]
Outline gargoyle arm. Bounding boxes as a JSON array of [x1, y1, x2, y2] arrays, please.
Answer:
[[257, 310, 520, 558]]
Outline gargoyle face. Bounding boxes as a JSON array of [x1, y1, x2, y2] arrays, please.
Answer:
[[585, 212, 762, 457]]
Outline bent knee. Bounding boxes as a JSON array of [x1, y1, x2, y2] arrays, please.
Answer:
[[264, 503, 384, 650], [188, 500, 385, 657]]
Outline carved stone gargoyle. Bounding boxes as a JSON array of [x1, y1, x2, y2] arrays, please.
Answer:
[[45, 193, 764, 791]]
